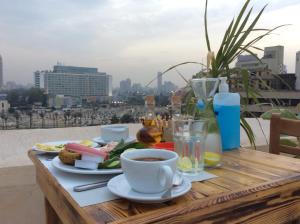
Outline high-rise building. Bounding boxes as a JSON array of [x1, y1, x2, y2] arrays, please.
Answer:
[[296, 51, 300, 91], [157, 72, 163, 94], [163, 81, 178, 93], [236, 45, 285, 75], [131, 83, 143, 93], [261, 46, 284, 74], [34, 65, 112, 103], [34, 71, 41, 88], [0, 55, 3, 88], [235, 55, 267, 72], [119, 78, 131, 93]]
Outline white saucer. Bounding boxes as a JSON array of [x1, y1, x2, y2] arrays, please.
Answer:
[[51, 157, 123, 175], [92, 136, 136, 145], [107, 174, 191, 203]]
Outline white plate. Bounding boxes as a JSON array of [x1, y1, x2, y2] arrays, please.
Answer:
[[51, 156, 123, 175], [32, 140, 98, 154], [92, 136, 136, 145], [107, 174, 191, 203]]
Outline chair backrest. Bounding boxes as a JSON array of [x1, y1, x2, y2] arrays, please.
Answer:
[[269, 113, 300, 155]]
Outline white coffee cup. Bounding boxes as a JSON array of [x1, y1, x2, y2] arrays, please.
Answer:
[[101, 125, 129, 142], [121, 149, 178, 194]]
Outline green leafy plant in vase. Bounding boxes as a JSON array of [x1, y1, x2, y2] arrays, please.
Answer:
[[151, 0, 287, 149]]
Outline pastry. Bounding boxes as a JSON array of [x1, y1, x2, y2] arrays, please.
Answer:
[[58, 149, 81, 165]]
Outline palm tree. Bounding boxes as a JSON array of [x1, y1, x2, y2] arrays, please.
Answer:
[[0, 112, 7, 129], [77, 111, 83, 126], [72, 112, 78, 126], [63, 110, 71, 127], [39, 111, 45, 128], [14, 111, 20, 129], [54, 111, 59, 128], [91, 113, 96, 126], [27, 111, 33, 129]]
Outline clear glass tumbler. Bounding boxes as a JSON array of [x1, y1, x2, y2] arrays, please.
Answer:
[[173, 119, 208, 175]]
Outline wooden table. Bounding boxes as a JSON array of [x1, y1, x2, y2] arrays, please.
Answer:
[[29, 148, 300, 224]]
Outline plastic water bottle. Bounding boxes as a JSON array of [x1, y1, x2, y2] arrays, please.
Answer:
[[213, 77, 240, 151]]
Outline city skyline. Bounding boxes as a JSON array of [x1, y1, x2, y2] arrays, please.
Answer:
[[0, 0, 300, 87]]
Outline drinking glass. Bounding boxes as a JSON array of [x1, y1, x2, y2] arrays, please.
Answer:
[[173, 119, 208, 175]]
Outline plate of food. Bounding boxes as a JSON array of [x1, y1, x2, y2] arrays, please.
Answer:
[[33, 140, 97, 154], [52, 140, 146, 175]]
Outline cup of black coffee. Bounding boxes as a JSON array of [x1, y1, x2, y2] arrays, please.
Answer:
[[121, 149, 178, 193]]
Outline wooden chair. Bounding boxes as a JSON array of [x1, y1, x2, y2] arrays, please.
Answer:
[[269, 113, 300, 155]]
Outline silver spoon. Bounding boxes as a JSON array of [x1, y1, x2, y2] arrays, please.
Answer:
[[73, 179, 110, 192]]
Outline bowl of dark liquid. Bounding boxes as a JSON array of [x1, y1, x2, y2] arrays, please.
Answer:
[[121, 149, 178, 193]]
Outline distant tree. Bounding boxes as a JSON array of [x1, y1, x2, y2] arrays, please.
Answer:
[[7, 89, 21, 107], [127, 96, 144, 105], [6, 88, 47, 108], [111, 115, 119, 124], [120, 114, 134, 123], [155, 95, 170, 107], [27, 88, 47, 106], [8, 107, 15, 114]]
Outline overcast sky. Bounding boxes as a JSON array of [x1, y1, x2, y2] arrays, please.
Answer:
[[0, 0, 300, 88]]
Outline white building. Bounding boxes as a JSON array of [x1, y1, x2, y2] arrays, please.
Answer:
[[261, 46, 284, 74], [0, 100, 10, 113], [296, 51, 300, 91], [236, 45, 285, 75], [236, 55, 267, 72], [34, 71, 44, 88], [34, 65, 112, 103]]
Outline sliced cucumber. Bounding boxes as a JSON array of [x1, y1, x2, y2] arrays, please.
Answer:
[[106, 160, 121, 169]]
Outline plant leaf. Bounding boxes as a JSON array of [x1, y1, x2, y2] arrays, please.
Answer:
[[204, 0, 211, 51], [240, 116, 256, 148]]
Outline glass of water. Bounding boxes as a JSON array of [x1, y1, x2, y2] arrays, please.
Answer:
[[173, 119, 208, 175]]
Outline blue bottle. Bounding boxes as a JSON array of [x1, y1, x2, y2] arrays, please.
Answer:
[[213, 77, 240, 151]]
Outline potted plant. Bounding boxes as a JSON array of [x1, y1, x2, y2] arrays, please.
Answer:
[[150, 0, 287, 147]]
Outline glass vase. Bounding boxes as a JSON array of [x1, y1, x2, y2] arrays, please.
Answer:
[[191, 78, 222, 168], [199, 102, 222, 168]]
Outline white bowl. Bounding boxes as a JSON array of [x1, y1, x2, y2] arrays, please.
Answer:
[[101, 125, 129, 142]]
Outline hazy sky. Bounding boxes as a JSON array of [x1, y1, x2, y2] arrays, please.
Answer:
[[0, 0, 300, 88]]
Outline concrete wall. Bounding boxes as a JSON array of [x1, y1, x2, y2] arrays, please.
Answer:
[[0, 166, 45, 224]]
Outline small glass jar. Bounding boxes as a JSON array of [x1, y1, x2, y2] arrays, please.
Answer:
[[136, 96, 162, 146]]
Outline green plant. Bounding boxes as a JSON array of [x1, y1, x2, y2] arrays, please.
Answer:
[[261, 108, 298, 120], [148, 0, 287, 147]]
